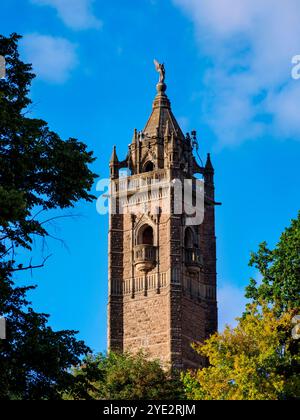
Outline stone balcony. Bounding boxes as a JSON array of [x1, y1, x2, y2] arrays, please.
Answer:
[[185, 248, 203, 273], [134, 244, 157, 272], [112, 169, 169, 195]]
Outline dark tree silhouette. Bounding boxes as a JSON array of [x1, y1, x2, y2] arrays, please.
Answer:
[[0, 33, 97, 400]]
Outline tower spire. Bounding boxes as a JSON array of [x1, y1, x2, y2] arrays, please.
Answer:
[[142, 60, 184, 141], [109, 145, 119, 179], [205, 153, 214, 172], [110, 145, 119, 164]]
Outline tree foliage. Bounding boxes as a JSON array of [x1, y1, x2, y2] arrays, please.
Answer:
[[0, 265, 90, 400], [0, 33, 97, 399], [245, 212, 300, 313], [182, 306, 300, 400], [0, 33, 96, 255], [63, 352, 185, 400], [183, 214, 300, 400]]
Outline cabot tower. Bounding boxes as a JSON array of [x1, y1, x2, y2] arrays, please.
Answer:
[[108, 62, 219, 369]]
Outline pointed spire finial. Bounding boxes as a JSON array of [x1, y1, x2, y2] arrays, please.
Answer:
[[110, 145, 119, 164], [132, 129, 138, 143], [205, 153, 214, 172]]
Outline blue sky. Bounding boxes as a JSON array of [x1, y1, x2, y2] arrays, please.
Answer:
[[1, 0, 299, 353]]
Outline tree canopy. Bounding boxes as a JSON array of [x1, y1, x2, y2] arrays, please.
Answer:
[[245, 212, 300, 313], [0, 33, 96, 255], [182, 306, 300, 400], [63, 352, 184, 400], [0, 33, 97, 400], [182, 213, 300, 400]]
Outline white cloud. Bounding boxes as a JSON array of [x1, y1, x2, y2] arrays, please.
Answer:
[[218, 283, 248, 331], [31, 0, 102, 30], [173, 0, 300, 147], [21, 34, 78, 84]]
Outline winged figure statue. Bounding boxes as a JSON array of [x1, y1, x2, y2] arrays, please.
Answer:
[[154, 59, 165, 84]]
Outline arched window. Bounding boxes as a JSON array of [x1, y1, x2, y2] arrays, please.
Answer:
[[137, 224, 154, 245], [184, 227, 194, 249], [143, 161, 154, 173]]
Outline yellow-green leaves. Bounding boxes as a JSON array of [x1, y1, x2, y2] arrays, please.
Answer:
[[183, 307, 300, 400]]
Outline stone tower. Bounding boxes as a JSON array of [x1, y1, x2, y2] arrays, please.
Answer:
[[108, 64, 219, 369]]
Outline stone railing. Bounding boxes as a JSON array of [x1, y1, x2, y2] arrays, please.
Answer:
[[111, 268, 215, 301], [113, 169, 169, 194], [122, 271, 168, 295], [185, 248, 203, 272], [182, 275, 216, 300], [134, 244, 157, 272]]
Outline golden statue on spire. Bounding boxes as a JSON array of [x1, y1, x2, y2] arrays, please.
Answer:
[[154, 59, 165, 84]]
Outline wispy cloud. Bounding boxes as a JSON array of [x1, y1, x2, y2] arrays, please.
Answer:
[[31, 0, 102, 30], [21, 34, 78, 84], [173, 0, 300, 147]]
